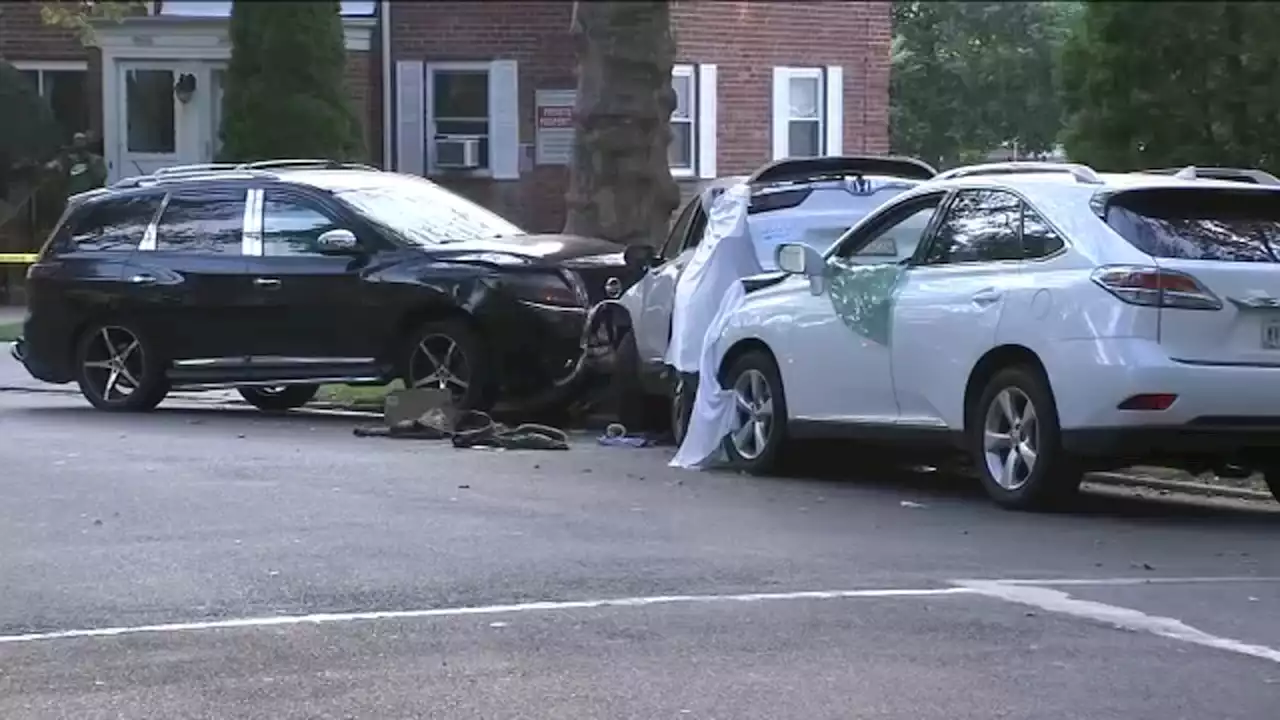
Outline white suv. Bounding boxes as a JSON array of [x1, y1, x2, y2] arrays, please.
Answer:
[[709, 162, 1280, 509], [606, 156, 936, 430]]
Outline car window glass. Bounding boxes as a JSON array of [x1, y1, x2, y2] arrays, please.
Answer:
[[1105, 190, 1280, 262], [65, 194, 162, 252], [921, 189, 1022, 265], [154, 188, 246, 255], [263, 193, 342, 257], [1021, 203, 1065, 258], [836, 194, 943, 264], [662, 197, 700, 258]]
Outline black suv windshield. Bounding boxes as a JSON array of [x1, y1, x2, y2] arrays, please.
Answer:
[[333, 175, 524, 245]]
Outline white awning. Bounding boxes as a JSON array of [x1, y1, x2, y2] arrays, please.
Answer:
[[157, 1, 376, 17]]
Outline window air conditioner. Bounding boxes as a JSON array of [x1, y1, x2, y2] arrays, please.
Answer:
[[435, 136, 482, 170]]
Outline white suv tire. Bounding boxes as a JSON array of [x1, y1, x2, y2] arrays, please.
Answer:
[[969, 365, 1083, 511], [721, 350, 788, 474]]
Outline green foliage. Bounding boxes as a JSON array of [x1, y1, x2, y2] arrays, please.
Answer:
[[0, 61, 61, 172], [219, 0, 365, 163], [891, 1, 1078, 168], [1060, 1, 1280, 172], [39, 1, 144, 44]]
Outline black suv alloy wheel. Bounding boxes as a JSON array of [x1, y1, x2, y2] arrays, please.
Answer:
[[74, 321, 169, 412]]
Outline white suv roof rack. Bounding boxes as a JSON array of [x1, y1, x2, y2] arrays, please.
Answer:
[[1144, 166, 1280, 187], [936, 161, 1102, 185]]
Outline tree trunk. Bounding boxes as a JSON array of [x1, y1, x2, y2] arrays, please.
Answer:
[[562, 0, 680, 247]]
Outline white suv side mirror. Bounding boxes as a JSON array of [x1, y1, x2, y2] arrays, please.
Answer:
[[776, 243, 824, 277]]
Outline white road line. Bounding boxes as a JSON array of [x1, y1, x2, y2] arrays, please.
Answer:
[[983, 576, 1280, 588], [957, 580, 1280, 665], [0, 587, 973, 645]]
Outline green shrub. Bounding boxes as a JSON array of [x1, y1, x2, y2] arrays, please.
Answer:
[[219, 0, 365, 163]]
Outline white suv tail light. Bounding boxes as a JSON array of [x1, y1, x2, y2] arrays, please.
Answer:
[[1090, 265, 1223, 311]]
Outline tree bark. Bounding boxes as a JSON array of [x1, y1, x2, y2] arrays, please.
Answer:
[[562, 0, 681, 247]]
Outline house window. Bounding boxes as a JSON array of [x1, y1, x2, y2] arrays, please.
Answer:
[[430, 67, 490, 170], [14, 62, 90, 143], [786, 69, 824, 158], [669, 65, 696, 174], [772, 66, 843, 161]]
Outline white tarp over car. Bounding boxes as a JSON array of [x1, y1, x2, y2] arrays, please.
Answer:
[[668, 183, 762, 469]]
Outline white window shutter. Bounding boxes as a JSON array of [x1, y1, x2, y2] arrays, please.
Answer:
[[395, 60, 425, 176], [771, 67, 791, 160], [696, 64, 717, 179], [489, 60, 520, 180], [824, 65, 844, 156]]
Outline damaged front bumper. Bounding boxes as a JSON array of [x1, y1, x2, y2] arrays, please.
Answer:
[[501, 299, 631, 413]]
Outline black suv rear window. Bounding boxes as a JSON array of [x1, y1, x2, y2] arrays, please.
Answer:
[[61, 194, 164, 253], [1105, 189, 1280, 262]]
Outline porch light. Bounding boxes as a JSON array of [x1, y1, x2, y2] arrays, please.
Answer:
[[174, 73, 197, 104]]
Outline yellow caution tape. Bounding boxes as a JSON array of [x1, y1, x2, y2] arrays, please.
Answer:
[[0, 253, 38, 264]]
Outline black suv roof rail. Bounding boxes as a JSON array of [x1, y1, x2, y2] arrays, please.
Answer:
[[1143, 166, 1280, 186], [108, 159, 382, 191], [239, 159, 379, 171], [748, 155, 938, 186]]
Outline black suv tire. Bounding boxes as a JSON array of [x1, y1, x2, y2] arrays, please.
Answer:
[[238, 385, 319, 412], [969, 365, 1082, 511], [402, 318, 492, 411], [74, 319, 169, 412]]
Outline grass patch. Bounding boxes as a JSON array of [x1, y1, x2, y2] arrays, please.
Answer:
[[316, 380, 403, 410], [0, 322, 20, 342]]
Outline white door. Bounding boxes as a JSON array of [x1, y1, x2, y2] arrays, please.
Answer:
[[780, 192, 947, 423], [117, 61, 225, 180], [892, 189, 1024, 429], [119, 62, 185, 178], [630, 189, 717, 365]]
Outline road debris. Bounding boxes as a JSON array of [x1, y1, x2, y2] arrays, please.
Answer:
[[354, 408, 569, 451], [597, 422, 656, 448]]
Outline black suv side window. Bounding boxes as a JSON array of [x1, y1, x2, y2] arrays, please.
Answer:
[[1021, 203, 1065, 258], [920, 189, 1022, 265], [65, 194, 163, 253], [262, 191, 342, 257], [154, 187, 247, 255]]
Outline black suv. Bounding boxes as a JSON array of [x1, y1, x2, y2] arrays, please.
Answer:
[[13, 160, 641, 413]]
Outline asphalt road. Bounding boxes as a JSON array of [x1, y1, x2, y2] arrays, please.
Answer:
[[0, 383, 1278, 718]]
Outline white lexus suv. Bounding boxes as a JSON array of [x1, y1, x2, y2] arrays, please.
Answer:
[[710, 162, 1280, 509]]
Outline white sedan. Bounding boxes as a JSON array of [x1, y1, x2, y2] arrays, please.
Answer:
[[710, 163, 1280, 509]]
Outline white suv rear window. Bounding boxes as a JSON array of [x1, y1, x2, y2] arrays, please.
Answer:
[[1105, 190, 1280, 262]]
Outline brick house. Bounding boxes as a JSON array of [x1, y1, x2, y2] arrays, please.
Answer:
[[0, 0, 889, 237]]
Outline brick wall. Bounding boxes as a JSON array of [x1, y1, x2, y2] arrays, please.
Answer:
[[390, 0, 892, 233], [389, 1, 576, 232], [0, 3, 83, 60], [671, 0, 891, 174]]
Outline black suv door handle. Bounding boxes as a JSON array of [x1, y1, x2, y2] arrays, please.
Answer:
[[253, 277, 282, 289]]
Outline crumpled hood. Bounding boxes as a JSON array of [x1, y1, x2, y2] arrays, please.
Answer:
[[432, 233, 624, 264]]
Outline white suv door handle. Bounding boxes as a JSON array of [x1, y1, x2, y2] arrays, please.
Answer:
[[128, 273, 157, 285], [971, 288, 1002, 305]]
